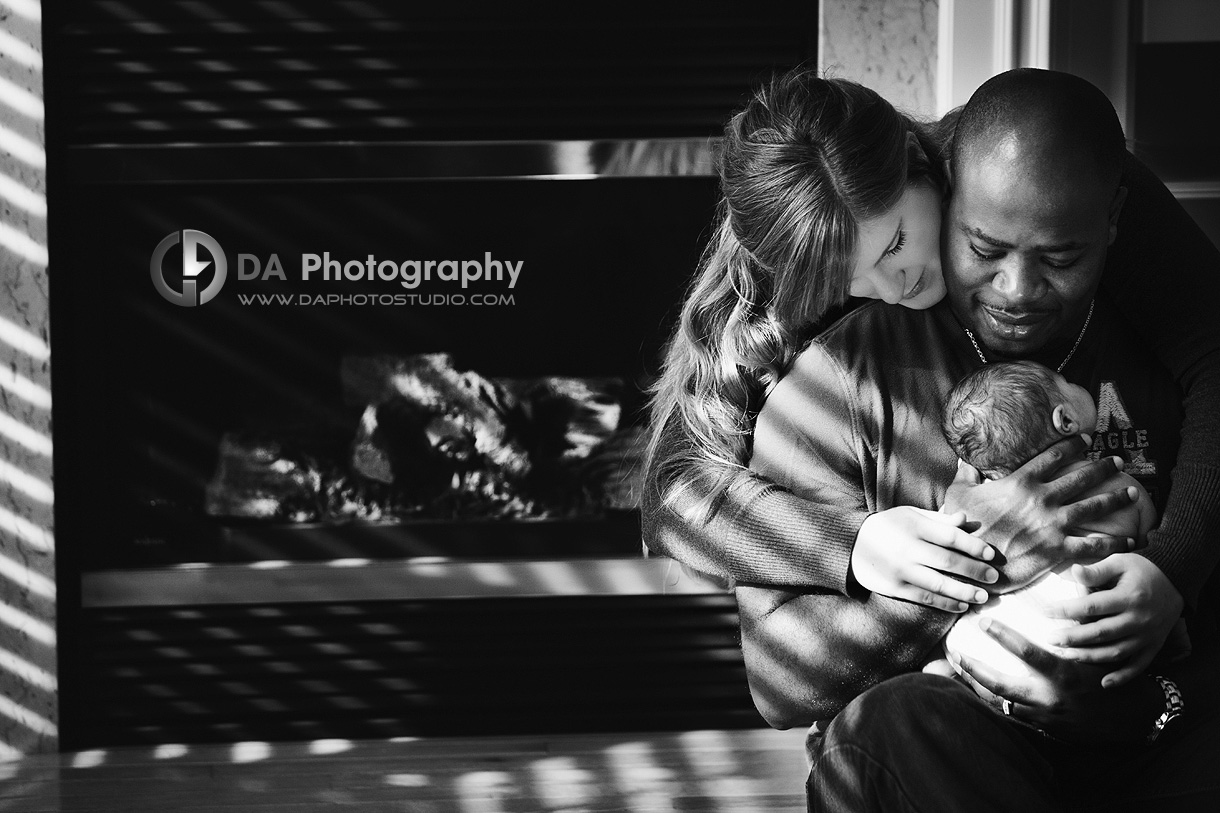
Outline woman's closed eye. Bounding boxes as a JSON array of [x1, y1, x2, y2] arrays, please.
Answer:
[[884, 229, 907, 258]]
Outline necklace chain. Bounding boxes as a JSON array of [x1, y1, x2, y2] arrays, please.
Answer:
[[962, 299, 1095, 374]]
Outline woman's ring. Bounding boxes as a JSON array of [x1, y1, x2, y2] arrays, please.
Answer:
[[1001, 698, 1014, 717]]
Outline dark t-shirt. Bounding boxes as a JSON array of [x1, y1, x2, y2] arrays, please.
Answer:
[[751, 296, 1181, 520]]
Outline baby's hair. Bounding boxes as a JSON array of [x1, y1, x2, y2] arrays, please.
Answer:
[[942, 360, 1063, 479]]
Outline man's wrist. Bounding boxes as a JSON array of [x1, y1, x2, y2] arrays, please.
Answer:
[[1095, 674, 1168, 745], [1147, 675, 1185, 745]]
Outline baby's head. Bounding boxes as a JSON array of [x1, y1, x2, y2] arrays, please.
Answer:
[[942, 360, 1096, 479]]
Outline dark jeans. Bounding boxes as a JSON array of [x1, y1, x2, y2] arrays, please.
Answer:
[[806, 673, 1220, 813]]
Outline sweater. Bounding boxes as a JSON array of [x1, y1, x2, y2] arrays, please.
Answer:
[[642, 151, 1220, 607]]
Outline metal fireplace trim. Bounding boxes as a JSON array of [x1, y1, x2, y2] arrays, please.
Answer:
[[66, 137, 719, 184], [81, 555, 725, 607]]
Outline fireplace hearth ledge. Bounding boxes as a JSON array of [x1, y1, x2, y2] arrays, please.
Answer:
[[81, 555, 725, 607]]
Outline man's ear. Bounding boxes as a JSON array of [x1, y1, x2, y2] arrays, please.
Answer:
[[1052, 404, 1077, 436], [1108, 185, 1128, 246]]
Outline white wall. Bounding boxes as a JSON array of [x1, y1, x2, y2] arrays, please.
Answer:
[[0, 0, 57, 758], [819, 0, 941, 119], [817, 0, 1064, 121]]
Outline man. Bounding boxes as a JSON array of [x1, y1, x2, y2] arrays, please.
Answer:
[[740, 69, 1220, 811]]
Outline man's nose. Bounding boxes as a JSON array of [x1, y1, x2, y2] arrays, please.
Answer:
[[991, 256, 1044, 302]]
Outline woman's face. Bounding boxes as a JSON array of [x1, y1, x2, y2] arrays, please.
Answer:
[[848, 183, 945, 310]]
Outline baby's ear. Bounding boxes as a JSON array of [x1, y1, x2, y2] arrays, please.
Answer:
[[1051, 404, 1076, 436]]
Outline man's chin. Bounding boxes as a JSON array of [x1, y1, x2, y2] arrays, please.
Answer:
[[973, 312, 1055, 357]]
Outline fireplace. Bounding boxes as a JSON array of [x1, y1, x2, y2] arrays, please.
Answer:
[[48, 0, 818, 576], [46, 0, 817, 746], [57, 159, 720, 571]]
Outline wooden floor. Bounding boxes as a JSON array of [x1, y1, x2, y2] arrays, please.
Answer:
[[0, 728, 810, 812]]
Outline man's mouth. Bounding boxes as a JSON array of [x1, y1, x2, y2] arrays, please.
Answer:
[[979, 304, 1051, 337]]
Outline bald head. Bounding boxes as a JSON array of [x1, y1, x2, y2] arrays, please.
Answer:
[[951, 69, 1126, 192], [943, 69, 1129, 360]]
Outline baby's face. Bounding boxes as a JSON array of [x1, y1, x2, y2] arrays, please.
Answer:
[[1054, 374, 1098, 435]]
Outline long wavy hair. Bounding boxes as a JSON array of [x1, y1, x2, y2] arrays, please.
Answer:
[[646, 69, 943, 519]]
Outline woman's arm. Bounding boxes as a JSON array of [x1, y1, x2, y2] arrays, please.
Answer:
[[641, 418, 864, 593], [1104, 153, 1220, 608], [736, 583, 951, 727], [644, 413, 998, 605]]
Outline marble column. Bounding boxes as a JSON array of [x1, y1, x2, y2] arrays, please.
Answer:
[[819, 0, 940, 120], [0, 1, 56, 757]]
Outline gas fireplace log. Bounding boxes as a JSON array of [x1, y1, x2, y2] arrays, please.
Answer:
[[342, 353, 532, 478], [205, 355, 641, 523], [204, 431, 409, 522]]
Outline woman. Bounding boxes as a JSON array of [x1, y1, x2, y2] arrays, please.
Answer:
[[646, 70, 990, 609], [643, 68, 1220, 678]]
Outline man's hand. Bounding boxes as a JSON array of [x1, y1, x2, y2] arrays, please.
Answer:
[[851, 507, 998, 612], [951, 617, 1162, 744], [942, 436, 1137, 592], [1044, 554, 1184, 687]]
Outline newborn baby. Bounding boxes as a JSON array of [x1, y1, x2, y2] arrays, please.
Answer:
[[939, 360, 1157, 678]]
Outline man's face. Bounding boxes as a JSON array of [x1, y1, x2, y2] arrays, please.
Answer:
[[945, 140, 1123, 357]]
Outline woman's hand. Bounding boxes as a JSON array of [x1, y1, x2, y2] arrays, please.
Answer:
[[942, 437, 1138, 592], [850, 507, 997, 612], [1043, 553, 1184, 688], [951, 617, 1162, 745]]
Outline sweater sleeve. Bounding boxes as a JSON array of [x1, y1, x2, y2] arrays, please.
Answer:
[[728, 343, 953, 726], [640, 343, 871, 593], [640, 417, 866, 593], [1103, 153, 1220, 608], [736, 582, 953, 726]]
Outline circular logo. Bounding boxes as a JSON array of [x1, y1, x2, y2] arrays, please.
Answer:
[[150, 229, 228, 307]]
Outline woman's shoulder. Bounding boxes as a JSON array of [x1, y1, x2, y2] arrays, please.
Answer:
[[801, 299, 946, 365], [772, 302, 935, 395], [770, 300, 962, 422]]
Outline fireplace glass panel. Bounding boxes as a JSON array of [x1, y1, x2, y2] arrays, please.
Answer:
[[56, 174, 719, 570]]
